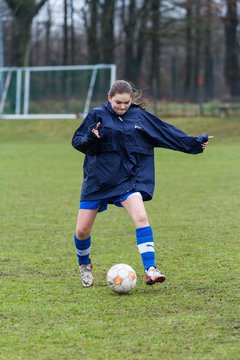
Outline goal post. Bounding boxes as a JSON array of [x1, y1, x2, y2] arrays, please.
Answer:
[[0, 64, 116, 119]]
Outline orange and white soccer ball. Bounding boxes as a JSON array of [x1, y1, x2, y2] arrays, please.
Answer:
[[106, 263, 137, 294]]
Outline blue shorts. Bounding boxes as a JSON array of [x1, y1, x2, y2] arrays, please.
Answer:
[[80, 191, 142, 213]]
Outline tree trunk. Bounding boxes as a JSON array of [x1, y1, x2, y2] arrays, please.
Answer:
[[122, 0, 149, 86], [122, 0, 137, 81], [224, 0, 240, 97], [134, 0, 150, 87], [5, 0, 48, 66], [11, 15, 32, 66], [63, 0, 68, 65], [82, 0, 101, 64], [184, 0, 193, 99], [45, 1, 51, 66], [193, 0, 202, 101], [148, 0, 161, 99], [70, 0, 75, 65], [203, 0, 214, 100], [100, 0, 115, 63], [0, 1, 4, 66]]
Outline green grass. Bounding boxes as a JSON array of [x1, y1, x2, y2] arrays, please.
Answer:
[[1, 117, 240, 360]]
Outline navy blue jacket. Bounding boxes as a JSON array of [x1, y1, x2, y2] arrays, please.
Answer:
[[72, 102, 208, 202]]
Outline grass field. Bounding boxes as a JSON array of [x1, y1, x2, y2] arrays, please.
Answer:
[[1, 117, 240, 360]]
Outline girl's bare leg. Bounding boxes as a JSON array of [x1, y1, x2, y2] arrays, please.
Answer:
[[75, 208, 99, 240], [120, 194, 149, 228], [74, 208, 99, 287], [121, 194, 166, 284]]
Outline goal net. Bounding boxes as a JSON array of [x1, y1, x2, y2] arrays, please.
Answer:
[[0, 64, 116, 119]]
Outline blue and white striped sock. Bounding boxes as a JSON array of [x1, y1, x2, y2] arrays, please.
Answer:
[[136, 226, 156, 271], [74, 234, 91, 265]]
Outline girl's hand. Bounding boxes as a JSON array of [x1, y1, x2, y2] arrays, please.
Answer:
[[92, 122, 101, 138], [201, 135, 214, 149]]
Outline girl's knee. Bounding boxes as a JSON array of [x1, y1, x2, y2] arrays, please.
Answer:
[[75, 209, 98, 240], [76, 225, 90, 240], [134, 211, 149, 228]]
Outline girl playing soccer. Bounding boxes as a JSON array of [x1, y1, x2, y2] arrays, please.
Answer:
[[72, 80, 212, 287]]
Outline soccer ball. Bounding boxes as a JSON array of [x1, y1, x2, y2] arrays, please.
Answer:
[[106, 263, 137, 294]]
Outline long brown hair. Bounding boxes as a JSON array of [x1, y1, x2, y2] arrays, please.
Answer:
[[108, 80, 148, 107]]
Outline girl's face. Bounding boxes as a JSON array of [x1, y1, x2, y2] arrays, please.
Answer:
[[108, 93, 132, 115]]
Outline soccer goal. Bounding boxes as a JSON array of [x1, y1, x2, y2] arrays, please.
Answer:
[[0, 64, 116, 119]]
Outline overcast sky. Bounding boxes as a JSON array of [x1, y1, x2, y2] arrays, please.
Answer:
[[35, 0, 231, 26], [36, 0, 84, 26]]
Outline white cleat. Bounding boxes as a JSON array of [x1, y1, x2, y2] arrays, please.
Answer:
[[79, 263, 94, 287], [145, 266, 166, 285]]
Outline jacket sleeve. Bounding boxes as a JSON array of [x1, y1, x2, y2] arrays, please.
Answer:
[[141, 110, 208, 154], [71, 111, 100, 154]]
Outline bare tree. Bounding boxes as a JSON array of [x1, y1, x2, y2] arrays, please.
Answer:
[[63, 0, 68, 65], [134, 0, 150, 86], [184, 0, 205, 100], [45, 0, 51, 65], [62, 0, 76, 65], [224, 0, 240, 96], [184, 0, 194, 98], [203, 0, 214, 100], [148, 0, 161, 98], [4, 0, 48, 66], [100, 0, 115, 63], [82, 0, 101, 63], [121, 0, 150, 86], [0, 0, 4, 66], [70, 0, 75, 65], [193, 0, 203, 100], [121, 0, 137, 80]]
